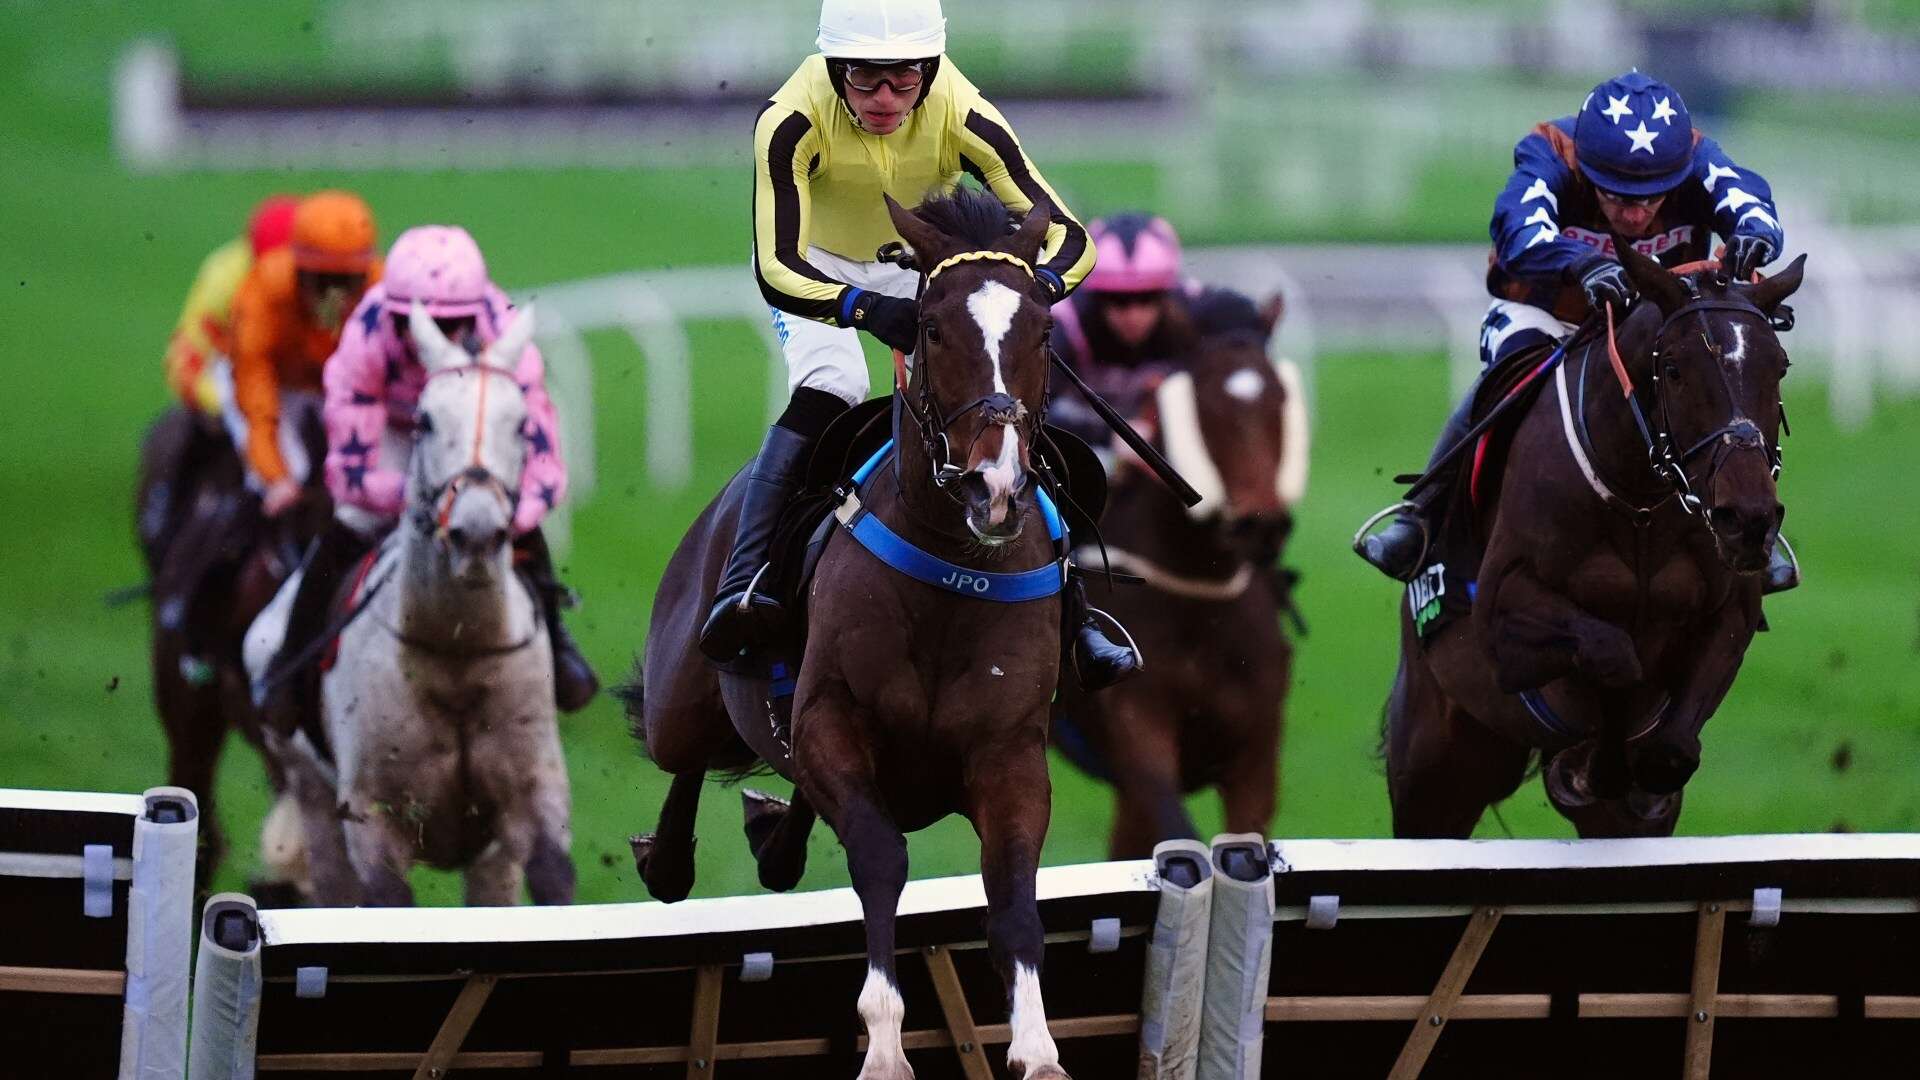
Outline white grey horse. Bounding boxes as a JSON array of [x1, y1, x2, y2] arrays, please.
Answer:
[[275, 303, 573, 906]]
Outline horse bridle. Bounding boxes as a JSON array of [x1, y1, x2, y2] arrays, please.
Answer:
[[1600, 287, 1785, 518], [898, 250, 1045, 501], [407, 362, 524, 541]]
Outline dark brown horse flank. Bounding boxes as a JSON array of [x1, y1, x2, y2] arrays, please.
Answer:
[[631, 187, 1079, 1078], [138, 401, 332, 894], [1385, 246, 1806, 840], [1058, 289, 1301, 858]]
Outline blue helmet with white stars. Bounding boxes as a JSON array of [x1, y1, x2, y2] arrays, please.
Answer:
[[1573, 72, 1693, 197]]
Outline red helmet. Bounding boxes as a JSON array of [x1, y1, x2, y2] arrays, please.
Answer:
[[1082, 213, 1182, 294], [246, 195, 300, 258]]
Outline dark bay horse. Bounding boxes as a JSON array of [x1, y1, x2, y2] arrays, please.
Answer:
[[1385, 246, 1806, 838], [1055, 289, 1304, 857], [136, 402, 331, 891], [632, 189, 1076, 1078]]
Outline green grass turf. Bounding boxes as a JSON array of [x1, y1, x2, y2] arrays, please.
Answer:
[[3, 15, 1918, 905]]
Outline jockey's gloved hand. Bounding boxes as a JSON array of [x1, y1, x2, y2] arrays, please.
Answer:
[[1726, 234, 1776, 282], [847, 290, 919, 353], [1575, 257, 1635, 315], [1033, 267, 1066, 305]]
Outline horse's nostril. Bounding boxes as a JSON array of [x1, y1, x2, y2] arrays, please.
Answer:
[[446, 526, 469, 549], [1707, 506, 1740, 531]]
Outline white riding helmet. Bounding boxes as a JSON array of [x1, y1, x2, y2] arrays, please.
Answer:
[[816, 0, 947, 61]]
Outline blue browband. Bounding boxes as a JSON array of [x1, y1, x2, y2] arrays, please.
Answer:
[[838, 441, 1066, 603]]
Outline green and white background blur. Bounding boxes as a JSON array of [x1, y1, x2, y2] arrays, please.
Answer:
[[3, 0, 1917, 903]]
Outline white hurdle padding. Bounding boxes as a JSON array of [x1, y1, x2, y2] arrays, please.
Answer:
[[188, 894, 263, 1080], [1750, 887, 1783, 928], [120, 786, 199, 1080], [1138, 839, 1214, 1079], [1197, 834, 1274, 1080]]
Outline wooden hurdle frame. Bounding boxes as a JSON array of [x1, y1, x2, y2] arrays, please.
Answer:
[[188, 832, 1920, 1079]]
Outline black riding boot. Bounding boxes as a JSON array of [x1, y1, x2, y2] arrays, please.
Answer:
[[1356, 377, 1483, 582], [259, 520, 372, 748], [698, 424, 818, 663], [515, 528, 600, 712], [1066, 571, 1140, 691]]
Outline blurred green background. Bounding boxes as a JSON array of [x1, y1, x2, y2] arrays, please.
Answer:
[[2, 1, 1917, 904]]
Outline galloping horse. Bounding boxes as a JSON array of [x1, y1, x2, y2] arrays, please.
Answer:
[[136, 402, 331, 892], [632, 189, 1076, 1080], [1055, 289, 1306, 857], [266, 305, 573, 906], [1384, 245, 1806, 838]]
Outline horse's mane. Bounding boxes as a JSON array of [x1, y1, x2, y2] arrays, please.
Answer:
[[914, 185, 1015, 249]]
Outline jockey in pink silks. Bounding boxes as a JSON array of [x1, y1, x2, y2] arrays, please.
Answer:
[[254, 225, 598, 737]]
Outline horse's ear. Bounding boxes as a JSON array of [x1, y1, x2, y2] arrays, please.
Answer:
[[1748, 253, 1806, 313], [409, 300, 459, 372], [1000, 198, 1052, 267], [1613, 236, 1690, 316], [490, 304, 537, 366], [886, 193, 954, 271], [1259, 293, 1286, 340]]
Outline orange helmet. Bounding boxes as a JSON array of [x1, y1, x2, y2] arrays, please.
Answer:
[[290, 190, 377, 273]]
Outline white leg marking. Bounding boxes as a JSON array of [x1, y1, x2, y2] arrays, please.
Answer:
[[967, 280, 1022, 394], [1005, 963, 1061, 1077], [857, 965, 911, 1079]]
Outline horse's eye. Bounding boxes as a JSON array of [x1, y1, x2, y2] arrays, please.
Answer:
[[416, 413, 435, 437], [924, 322, 943, 346], [1663, 362, 1682, 381]]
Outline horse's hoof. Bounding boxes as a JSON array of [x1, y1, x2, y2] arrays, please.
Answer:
[[741, 789, 789, 849], [629, 832, 696, 903], [1011, 1062, 1071, 1080], [246, 878, 309, 910], [1543, 746, 1595, 810]]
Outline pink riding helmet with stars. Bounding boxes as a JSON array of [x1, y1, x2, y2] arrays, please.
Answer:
[[1080, 213, 1183, 294], [321, 225, 567, 536]]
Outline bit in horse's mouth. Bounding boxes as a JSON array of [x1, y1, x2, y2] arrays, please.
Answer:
[[966, 515, 1020, 548]]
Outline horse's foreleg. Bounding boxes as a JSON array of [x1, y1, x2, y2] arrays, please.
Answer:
[[970, 726, 1068, 1080], [1628, 601, 1757, 796], [630, 769, 702, 902], [1482, 566, 1641, 692], [285, 761, 358, 905], [524, 781, 576, 906], [1101, 697, 1194, 859], [1218, 717, 1279, 839], [340, 798, 416, 907], [155, 634, 229, 891], [797, 695, 912, 1080]]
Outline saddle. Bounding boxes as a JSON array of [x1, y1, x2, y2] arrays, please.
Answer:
[[1408, 341, 1561, 644]]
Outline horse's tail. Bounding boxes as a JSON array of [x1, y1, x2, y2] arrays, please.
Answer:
[[612, 655, 649, 756]]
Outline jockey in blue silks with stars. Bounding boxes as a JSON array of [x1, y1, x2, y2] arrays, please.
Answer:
[[1357, 71, 1797, 592]]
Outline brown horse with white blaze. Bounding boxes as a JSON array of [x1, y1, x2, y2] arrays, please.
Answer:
[[1384, 246, 1806, 838], [1056, 289, 1305, 857], [632, 188, 1076, 1080]]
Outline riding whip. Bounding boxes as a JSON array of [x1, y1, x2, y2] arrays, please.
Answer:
[[1048, 348, 1204, 507], [1393, 311, 1604, 497]]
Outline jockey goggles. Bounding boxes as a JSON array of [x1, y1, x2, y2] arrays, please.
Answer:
[[1595, 186, 1668, 210], [1097, 290, 1169, 310], [839, 60, 928, 94]]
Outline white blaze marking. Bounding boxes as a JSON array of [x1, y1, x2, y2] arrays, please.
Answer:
[[1725, 323, 1748, 368], [857, 966, 908, 1076], [1005, 963, 1060, 1077], [968, 280, 1026, 524], [1224, 368, 1265, 402], [967, 280, 1022, 394]]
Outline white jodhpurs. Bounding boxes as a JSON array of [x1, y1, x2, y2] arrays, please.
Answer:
[[768, 247, 921, 406]]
